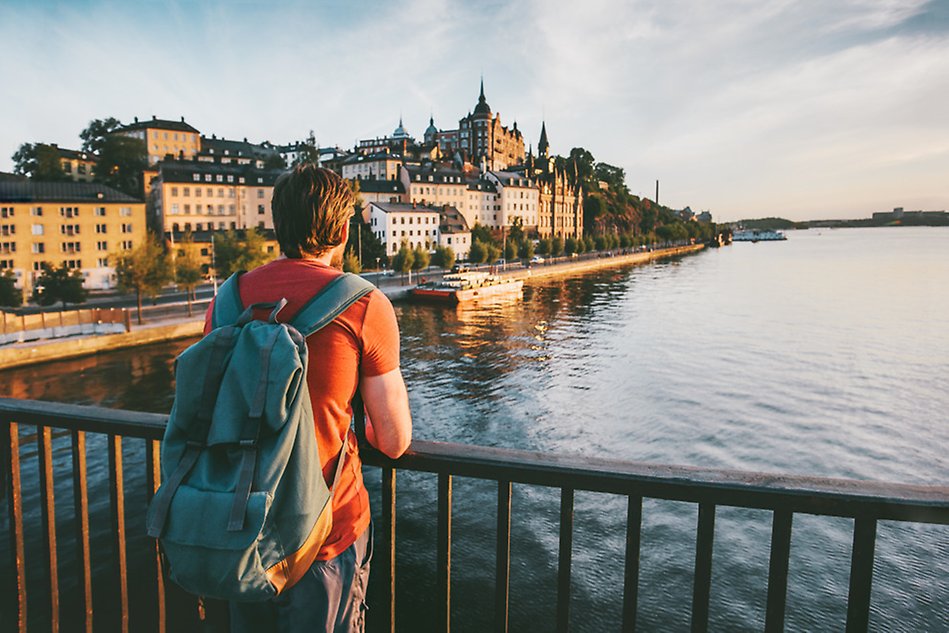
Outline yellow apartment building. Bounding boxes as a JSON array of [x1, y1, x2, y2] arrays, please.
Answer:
[[150, 161, 284, 234], [115, 116, 201, 165], [0, 181, 147, 298]]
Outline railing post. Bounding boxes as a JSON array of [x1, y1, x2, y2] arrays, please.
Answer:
[[37, 425, 60, 632], [557, 487, 574, 633], [846, 518, 877, 633], [622, 495, 643, 633], [71, 430, 93, 633], [691, 503, 716, 633], [437, 472, 452, 633], [3, 422, 27, 633], [495, 480, 512, 633], [108, 434, 129, 633], [146, 439, 166, 633], [765, 510, 793, 632], [381, 467, 397, 633]]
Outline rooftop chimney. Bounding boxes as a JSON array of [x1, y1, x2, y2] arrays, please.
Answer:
[[134, 116, 139, 123], [180, 116, 185, 122], [152, 115, 157, 121]]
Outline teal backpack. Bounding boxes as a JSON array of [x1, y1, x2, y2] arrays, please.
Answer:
[[145, 271, 375, 601]]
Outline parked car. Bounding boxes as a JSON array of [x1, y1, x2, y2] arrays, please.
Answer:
[[530, 256, 545, 264]]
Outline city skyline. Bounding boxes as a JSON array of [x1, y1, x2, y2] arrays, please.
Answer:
[[1, 0, 947, 222]]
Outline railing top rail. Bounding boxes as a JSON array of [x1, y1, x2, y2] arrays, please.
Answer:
[[2, 398, 947, 524]]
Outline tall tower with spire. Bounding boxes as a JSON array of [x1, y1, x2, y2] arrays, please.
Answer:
[[456, 78, 524, 170], [538, 121, 549, 159]]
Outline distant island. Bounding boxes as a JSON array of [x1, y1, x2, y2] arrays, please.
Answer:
[[737, 207, 948, 230]]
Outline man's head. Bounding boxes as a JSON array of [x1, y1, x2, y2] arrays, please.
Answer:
[[271, 164, 354, 259]]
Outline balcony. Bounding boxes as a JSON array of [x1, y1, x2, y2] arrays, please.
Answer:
[[1, 398, 946, 632]]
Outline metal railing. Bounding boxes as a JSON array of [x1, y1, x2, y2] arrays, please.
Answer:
[[2, 398, 947, 633]]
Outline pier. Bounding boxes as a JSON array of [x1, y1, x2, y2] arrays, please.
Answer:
[[2, 398, 947, 632]]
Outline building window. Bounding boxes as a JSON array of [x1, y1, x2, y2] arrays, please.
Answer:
[[60, 207, 79, 218], [193, 174, 200, 182], [97, 257, 109, 267], [196, 188, 202, 197], [183, 187, 190, 197], [121, 223, 133, 233], [257, 205, 265, 215], [216, 175, 223, 183], [121, 240, 133, 249], [0, 207, 13, 218], [171, 203, 180, 214], [97, 241, 107, 250], [31, 207, 42, 216], [206, 188, 213, 197], [171, 187, 179, 196], [31, 242, 44, 254], [32, 224, 43, 235], [1, 242, 16, 254], [95, 224, 107, 234], [204, 174, 211, 182], [0, 224, 16, 236]]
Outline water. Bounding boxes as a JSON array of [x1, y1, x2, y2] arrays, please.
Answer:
[[2, 226, 947, 631]]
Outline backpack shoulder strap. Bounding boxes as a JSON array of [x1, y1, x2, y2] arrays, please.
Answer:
[[290, 273, 376, 337], [211, 272, 245, 328]]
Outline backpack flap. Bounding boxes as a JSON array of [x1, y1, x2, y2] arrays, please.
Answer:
[[160, 485, 276, 601]]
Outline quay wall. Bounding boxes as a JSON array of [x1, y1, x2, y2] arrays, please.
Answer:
[[0, 319, 204, 370], [0, 244, 704, 368]]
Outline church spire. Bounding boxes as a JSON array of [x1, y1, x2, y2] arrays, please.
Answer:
[[538, 121, 549, 158]]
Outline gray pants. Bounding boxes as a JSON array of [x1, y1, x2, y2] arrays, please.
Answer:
[[230, 526, 372, 633]]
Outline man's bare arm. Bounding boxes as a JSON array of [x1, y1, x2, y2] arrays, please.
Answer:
[[360, 368, 412, 459]]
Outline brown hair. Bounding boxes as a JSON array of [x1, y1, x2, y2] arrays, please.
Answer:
[[271, 164, 354, 258]]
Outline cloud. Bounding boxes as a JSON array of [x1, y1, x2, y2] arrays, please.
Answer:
[[0, 0, 946, 220]]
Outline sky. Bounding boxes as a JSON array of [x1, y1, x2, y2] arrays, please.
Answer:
[[1, 0, 947, 222]]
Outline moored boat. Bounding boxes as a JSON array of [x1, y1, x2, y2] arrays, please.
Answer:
[[410, 271, 524, 303]]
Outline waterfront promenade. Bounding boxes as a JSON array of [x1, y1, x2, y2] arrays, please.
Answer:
[[0, 244, 703, 370]]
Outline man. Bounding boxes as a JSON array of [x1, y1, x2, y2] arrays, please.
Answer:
[[205, 164, 412, 632]]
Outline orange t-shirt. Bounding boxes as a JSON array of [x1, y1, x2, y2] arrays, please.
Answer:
[[203, 258, 400, 560]]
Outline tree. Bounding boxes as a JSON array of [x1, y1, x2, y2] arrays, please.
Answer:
[[345, 207, 387, 270], [537, 238, 552, 256], [0, 270, 23, 307], [33, 262, 88, 308], [504, 241, 519, 261], [468, 239, 488, 264], [432, 245, 455, 270], [551, 237, 564, 257], [565, 237, 578, 255], [412, 245, 430, 271], [470, 223, 496, 248], [11, 143, 69, 180], [263, 153, 287, 170], [293, 130, 320, 166], [95, 135, 147, 197], [80, 117, 123, 154], [486, 243, 502, 264], [568, 147, 597, 189], [213, 228, 272, 279], [584, 235, 596, 252], [392, 241, 415, 282], [343, 248, 362, 273], [112, 236, 173, 324], [521, 239, 535, 259], [174, 230, 204, 317]]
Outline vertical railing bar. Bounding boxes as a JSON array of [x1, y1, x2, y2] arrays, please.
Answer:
[[145, 439, 166, 633], [381, 467, 396, 633], [71, 430, 93, 633], [622, 495, 643, 633], [108, 434, 129, 633], [37, 425, 60, 633], [845, 517, 877, 633], [690, 503, 715, 633], [495, 480, 512, 633], [4, 422, 28, 633], [765, 509, 793, 632], [436, 472, 453, 633], [556, 487, 574, 633]]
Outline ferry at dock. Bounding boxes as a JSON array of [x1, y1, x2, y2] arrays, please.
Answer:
[[410, 271, 524, 303]]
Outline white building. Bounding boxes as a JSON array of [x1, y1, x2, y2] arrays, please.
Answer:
[[485, 170, 539, 230], [438, 205, 471, 260], [341, 152, 403, 181], [367, 202, 441, 256]]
